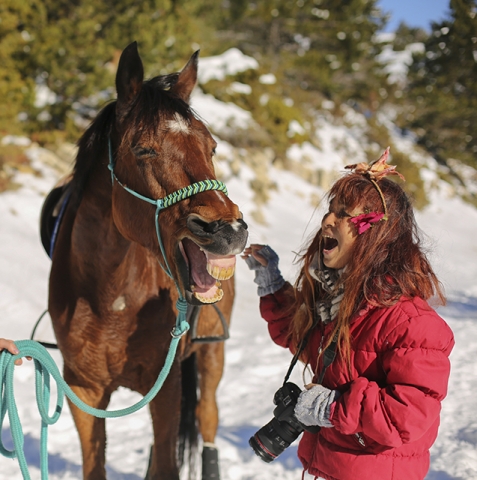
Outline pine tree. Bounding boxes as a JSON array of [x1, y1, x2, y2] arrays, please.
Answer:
[[404, 0, 477, 166], [0, 1, 37, 134], [216, 0, 388, 109], [0, 0, 222, 141]]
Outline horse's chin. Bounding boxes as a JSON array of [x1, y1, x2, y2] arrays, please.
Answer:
[[176, 238, 236, 305]]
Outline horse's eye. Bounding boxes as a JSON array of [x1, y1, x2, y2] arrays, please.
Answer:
[[212, 148, 216, 157], [133, 146, 157, 158]]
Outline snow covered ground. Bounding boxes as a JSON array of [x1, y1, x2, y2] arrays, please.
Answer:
[[1, 49, 477, 480]]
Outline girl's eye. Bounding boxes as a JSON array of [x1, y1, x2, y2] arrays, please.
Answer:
[[336, 209, 351, 219]]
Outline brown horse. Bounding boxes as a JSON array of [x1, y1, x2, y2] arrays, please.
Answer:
[[45, 42, 248, 479]]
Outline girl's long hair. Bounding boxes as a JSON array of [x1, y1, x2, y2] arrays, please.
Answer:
[[290, 173, 445, 367]]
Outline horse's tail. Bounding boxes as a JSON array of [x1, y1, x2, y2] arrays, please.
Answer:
[[178, 352, 199, 477]]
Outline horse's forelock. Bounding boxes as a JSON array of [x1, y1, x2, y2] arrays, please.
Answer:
[[119, 79, 197, 148]]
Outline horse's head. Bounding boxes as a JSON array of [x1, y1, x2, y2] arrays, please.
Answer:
[[109, 42, 248, 305]]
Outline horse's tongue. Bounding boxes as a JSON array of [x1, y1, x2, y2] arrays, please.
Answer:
[[193, 286, 223, 303], [194, 283, 219, 298], [191, 278, 223, 304], [191, 268, 217, 290]]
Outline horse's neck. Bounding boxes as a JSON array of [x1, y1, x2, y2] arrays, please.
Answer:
[[69, 163, 170, 300]]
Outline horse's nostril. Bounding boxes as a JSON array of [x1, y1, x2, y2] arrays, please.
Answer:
[[203, 221, 221, 234], [187, 216, 248, 237], [187, 217, 221, 235]]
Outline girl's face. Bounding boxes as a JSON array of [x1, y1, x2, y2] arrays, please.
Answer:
[[321, 198, 360, 269]]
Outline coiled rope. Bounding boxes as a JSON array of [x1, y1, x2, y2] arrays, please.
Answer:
[[0, 298, 189, 480]]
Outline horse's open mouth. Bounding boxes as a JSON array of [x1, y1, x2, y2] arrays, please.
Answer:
[[179, 238, 236, 304]]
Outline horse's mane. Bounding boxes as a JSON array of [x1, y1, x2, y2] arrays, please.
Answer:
[[70, 72, 194, 207]]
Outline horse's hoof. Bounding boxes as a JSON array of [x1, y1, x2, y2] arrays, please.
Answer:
[[202, 444, 220, 480]]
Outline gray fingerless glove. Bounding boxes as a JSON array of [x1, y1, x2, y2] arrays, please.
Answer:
[[244, 245, 286, 297], [294, 384, 341, 428]]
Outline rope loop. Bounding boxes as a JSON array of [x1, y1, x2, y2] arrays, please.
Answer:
[[176, 297, 189, 315], [171, 298, 190, 338], [1, 336, 183, 479]]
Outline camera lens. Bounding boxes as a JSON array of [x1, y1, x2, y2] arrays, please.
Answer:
[[249, 383, 310, 462], [249, 416, 302, 463]]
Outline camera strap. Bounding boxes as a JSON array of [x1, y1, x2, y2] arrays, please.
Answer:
[[283, 325, 338, 385], [316, 332, 338, 384]]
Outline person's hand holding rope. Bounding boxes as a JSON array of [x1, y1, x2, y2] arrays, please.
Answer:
[[0, 339, 30, 366]]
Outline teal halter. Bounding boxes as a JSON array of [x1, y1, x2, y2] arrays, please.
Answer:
[[107, 137, 229, 336], [107, 137, 229, 337], [107, 138, 228, 285]]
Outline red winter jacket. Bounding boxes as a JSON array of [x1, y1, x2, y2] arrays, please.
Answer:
[[260, 283, 454, 480]]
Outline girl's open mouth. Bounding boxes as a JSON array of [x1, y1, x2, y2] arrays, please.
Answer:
[[323, 236, 338, 252]]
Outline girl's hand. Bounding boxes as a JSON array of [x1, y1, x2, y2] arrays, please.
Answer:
[[242, 245, 285, 296], [241, 244, 269, 266], [295, 383, 340, 428]]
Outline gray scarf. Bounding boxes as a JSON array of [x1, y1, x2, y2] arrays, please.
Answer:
[[308, 253, 344, 325]]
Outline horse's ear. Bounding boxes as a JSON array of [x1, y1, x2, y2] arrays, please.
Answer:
[[116, 42, 144, 119], [170, 50, 199, 104]]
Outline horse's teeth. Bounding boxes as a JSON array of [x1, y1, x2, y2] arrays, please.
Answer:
[[206, 264, 235, 280], [193, 288, 224, 304]]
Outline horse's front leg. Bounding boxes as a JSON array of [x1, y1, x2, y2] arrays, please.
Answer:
[[146, 360, 182, 480], [64, 367, 111, 480], [196, 342, 225, 480]]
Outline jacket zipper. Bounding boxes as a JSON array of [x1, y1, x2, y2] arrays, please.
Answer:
[[355, 433, 366, 448]]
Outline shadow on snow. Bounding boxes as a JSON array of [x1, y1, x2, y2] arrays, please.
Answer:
[[426, 471, 458, 480], [438, 294, 477, 321], [218, 424, 302, 470], [2, 427, 142, 480]]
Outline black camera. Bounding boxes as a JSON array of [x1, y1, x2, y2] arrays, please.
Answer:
[[249, 382, 320, 463]]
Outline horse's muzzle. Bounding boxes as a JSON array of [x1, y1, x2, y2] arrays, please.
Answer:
[[186, 215, 248, 256]]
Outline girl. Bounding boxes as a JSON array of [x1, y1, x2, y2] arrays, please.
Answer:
[[243, 148, 454, 480]]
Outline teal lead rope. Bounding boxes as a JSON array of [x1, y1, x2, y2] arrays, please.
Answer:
[[0, 303, 187, 480], [0, 139, 229, 479]]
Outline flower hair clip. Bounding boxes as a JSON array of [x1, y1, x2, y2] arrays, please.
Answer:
[[344, 147, 405, 234], [350, 211, 385, 235], [345, 147, 405, 182]]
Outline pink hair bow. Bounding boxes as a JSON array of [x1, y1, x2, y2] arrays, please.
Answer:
[[350, 212, 385, 234]]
